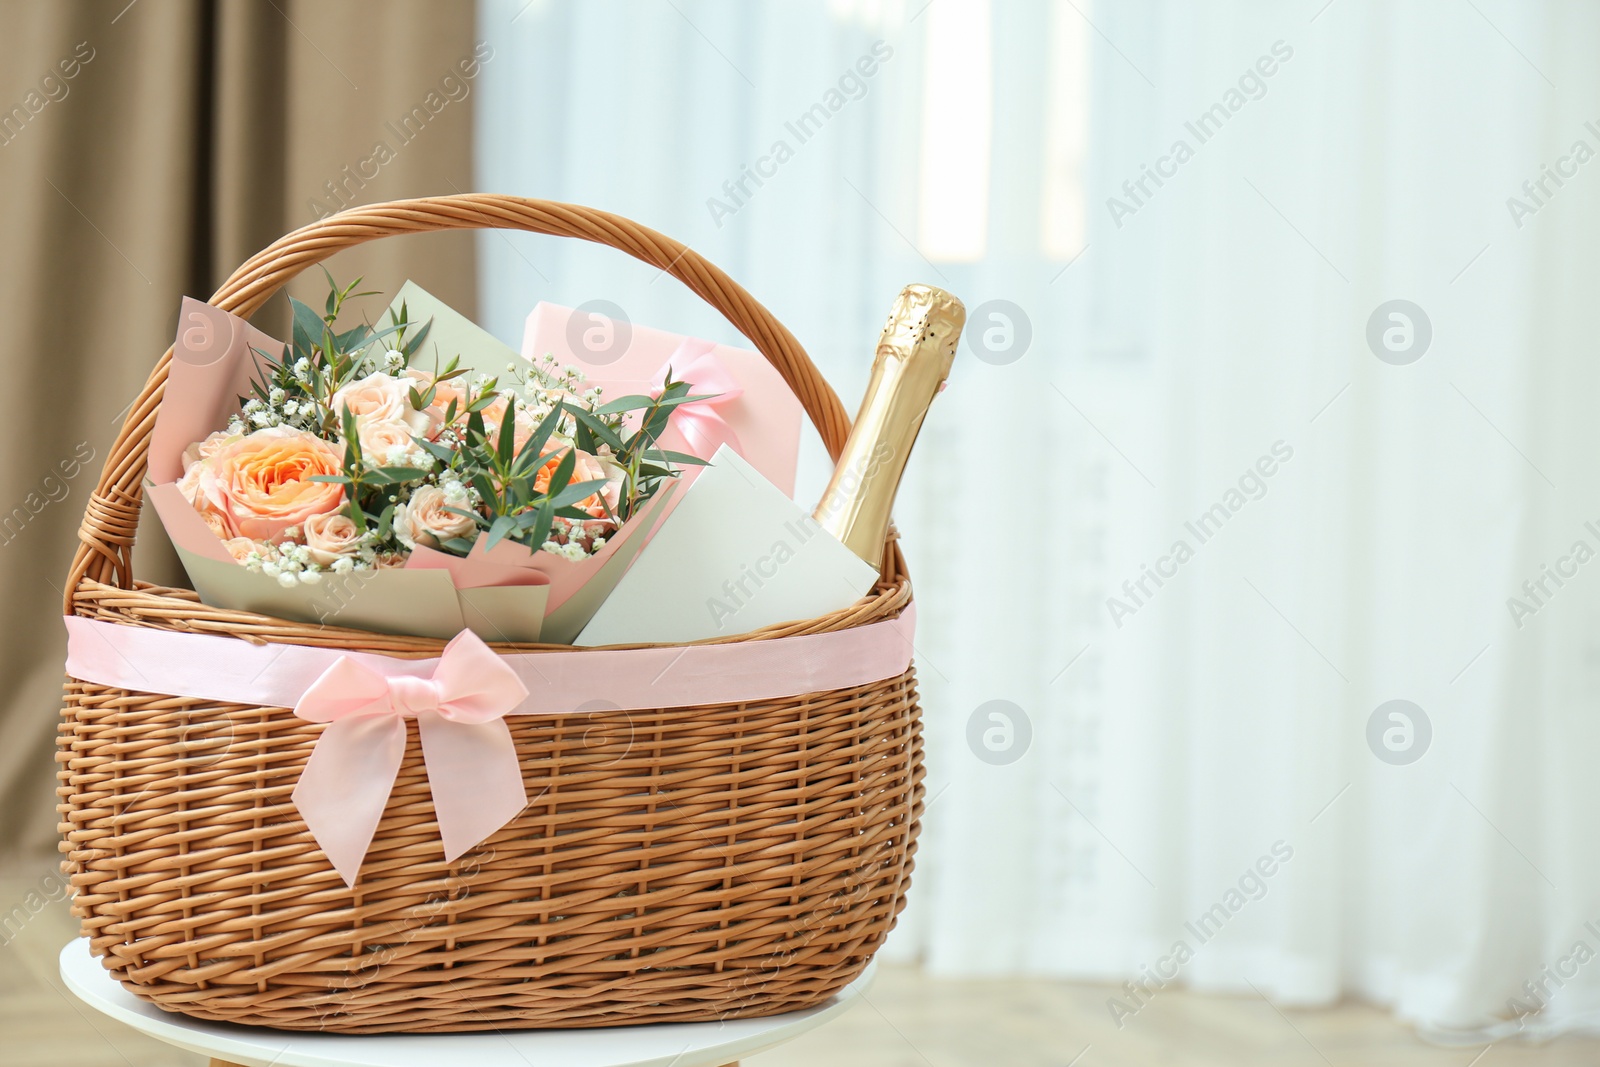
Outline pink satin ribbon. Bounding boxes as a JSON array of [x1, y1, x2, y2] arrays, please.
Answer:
[[64, 607, 916, 886], [654, 339, 744, 461], [292, 630, 529, 885]]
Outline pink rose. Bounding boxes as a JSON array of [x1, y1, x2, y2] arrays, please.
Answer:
[[303, 511, 363, 565], [187, 427, 346, 540], [331, 372, 432, 435], [394, 485, 477, 549]]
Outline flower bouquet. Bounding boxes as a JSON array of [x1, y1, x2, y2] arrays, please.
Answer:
[[146, 275, 779, 643]]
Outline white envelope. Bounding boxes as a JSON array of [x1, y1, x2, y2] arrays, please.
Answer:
[[575, 446, 877, 646]]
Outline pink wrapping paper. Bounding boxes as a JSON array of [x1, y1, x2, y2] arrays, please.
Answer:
[[149, 298, 286, 485], [522, 301, 802, 496]]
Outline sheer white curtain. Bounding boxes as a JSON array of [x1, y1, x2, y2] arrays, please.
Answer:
[[476, 0, 1600, 1042]]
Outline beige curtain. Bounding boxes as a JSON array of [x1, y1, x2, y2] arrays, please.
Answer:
[[0, 0, 479, 858]]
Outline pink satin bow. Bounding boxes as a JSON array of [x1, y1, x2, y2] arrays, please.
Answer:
[[654, 339, 745, 461], [291, 630, 529, 886]]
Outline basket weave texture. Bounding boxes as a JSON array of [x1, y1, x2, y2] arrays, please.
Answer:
[[55, 195, 922, 1032]]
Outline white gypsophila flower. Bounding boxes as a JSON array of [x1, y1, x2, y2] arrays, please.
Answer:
[[331, 557, 354, 574], [261, 560, 281, 577], [591, 536, 607, 551], [298, 570, 321, 584], [384, 348, 405, 372], [561, 542, 587, 561], [293, 357, 311, 376], [250, 411, 272, 427], [269, 387, 285, 404], [276, 571, 298, 588]]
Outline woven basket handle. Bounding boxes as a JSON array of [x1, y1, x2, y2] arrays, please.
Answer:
[[65, 194, 851, 610]]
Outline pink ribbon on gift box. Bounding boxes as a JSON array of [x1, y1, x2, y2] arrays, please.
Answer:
[[63, 607, 916, 887], [654, 339, 745, 462]]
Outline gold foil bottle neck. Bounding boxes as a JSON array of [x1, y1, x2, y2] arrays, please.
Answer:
[[877, 283, 965, 371], [813, 284, 966, 570]]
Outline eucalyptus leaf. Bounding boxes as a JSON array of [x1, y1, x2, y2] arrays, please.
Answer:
[[651, 449, 711, 467], [548, 478, 608, 509], [526, 500, 554, 551], [587, 393, 658, 416], [374, 465, 431, 482], [485, 513, 517, 550], [495, 401, 516, 466], [569, 409, 626, 453], [546, 447, 576, 496]]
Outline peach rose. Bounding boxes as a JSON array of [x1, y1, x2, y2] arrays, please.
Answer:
[[202, 427, 345, 540], [178, 430, 237, 524], [572, 450, 627, 517], [331, 372, 432, 435], [200, 510, 230, 540], [303, 511, 363, 565], [525, 443, 623, 518], [356, 418, 428, 467], [404, 369, 469, 430], [222, 537, 259, 562], [527, 438, 571, 493], [184, 430, 234, 467], [479, 396, 544, 454], [394, 485, 477, 549]]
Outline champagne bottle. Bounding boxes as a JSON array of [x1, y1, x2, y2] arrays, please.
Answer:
[[813, 284, 966, 569]]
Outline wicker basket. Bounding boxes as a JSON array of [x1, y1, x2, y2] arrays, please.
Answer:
[[55, 195, 922, 1033]]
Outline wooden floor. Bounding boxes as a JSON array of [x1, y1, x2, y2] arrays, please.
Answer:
[[7, 873, 1600, 1066]]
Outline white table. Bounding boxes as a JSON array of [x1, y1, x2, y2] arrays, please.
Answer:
[[60, 939, 870, 1067]]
